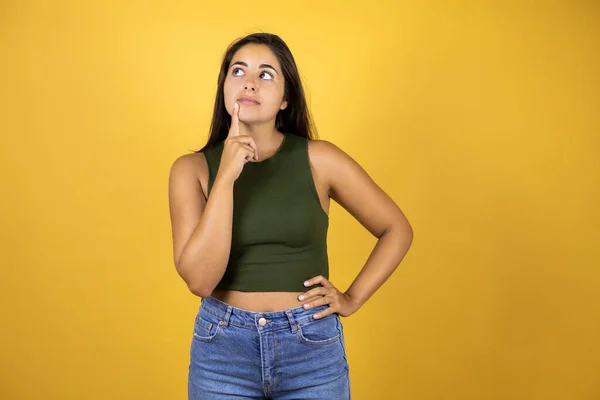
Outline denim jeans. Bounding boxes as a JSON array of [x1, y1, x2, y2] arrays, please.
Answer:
[[188, 296, 351, 399]]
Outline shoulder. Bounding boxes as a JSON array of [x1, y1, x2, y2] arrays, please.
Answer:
[[169, 152, 209, 198], [308, 138, 341, 158], [307, 139, 367, 190], [170, 152, 208, 176], [307, 139, 358, 168]]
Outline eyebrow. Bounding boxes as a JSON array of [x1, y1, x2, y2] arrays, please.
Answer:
[[230, 61, 279, 75]]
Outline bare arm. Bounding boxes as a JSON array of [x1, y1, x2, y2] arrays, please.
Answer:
[[309, 140, 414, 309], [169, 103, 257, 297], [168, 154, 234, 297]]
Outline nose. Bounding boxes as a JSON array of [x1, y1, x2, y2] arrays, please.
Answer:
[[244, 76, 257, 91]]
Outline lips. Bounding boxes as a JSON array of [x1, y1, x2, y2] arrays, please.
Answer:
[[237, 97, 260, 105]]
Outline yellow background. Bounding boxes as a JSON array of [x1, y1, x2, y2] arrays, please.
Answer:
[[1, 1, 599, 399]]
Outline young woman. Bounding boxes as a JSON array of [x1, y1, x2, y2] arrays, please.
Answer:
[[169, 32, 413, 399]]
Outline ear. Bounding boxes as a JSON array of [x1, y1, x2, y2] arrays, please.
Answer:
[[280, 99, 288, 110]]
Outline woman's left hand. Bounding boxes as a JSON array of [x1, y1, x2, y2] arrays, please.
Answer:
[[298, 275, 361, 319]]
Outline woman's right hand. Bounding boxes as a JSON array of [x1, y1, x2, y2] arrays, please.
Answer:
[[215, 102, 258, 184]]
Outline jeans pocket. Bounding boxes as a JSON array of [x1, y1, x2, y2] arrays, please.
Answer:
[[192, 311, 221, 342], [296, 313, 341, 346]]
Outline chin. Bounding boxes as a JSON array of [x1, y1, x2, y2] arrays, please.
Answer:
[[240, 118, 269, 126], [238, 112, 275, 125]]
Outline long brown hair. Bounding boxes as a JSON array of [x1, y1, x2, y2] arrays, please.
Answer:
[[196, 33, 317, 152]]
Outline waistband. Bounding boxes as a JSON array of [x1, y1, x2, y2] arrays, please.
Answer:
[[199, 295, 334, 333]]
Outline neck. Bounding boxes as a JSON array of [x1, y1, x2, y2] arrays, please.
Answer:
[[239, 121, 284, 161]]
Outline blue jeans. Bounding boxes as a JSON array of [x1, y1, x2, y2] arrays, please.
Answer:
[[188, 296, 351, 399]]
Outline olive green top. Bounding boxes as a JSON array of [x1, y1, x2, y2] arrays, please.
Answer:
[[202, 133, 329, 292]]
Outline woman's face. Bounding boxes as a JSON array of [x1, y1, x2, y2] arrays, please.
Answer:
[[223, 44, 288, 126]]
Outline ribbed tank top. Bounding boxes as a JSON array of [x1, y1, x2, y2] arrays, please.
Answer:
[[202, 133, 329, 292]]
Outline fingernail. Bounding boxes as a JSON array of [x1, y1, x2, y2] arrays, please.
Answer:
[[234, 103, 238, 109], [303, 304, 310, 309], [298, 295, 304, 301], [304, 281, 309, 286]]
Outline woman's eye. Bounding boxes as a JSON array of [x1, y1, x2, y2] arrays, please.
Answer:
[[260, 71, 273, 80], [231, 68, 272, 80]]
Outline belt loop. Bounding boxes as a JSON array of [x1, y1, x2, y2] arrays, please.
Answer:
[[285, 310, 299, 333], [221, 305, 233, 328]]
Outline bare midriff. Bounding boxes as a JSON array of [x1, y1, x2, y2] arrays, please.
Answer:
[[210, 288, 322, 312]]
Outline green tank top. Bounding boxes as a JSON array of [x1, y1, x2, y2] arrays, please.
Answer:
[[202, 133, 329, 292]]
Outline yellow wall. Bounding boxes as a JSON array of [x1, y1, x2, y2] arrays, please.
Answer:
[[1, 1, 598, 399]]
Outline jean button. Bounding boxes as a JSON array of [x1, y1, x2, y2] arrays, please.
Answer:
[[258, 317, 267, 326]]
